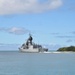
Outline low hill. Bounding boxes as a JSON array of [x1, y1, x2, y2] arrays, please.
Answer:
[[57, 46, 75, 52]]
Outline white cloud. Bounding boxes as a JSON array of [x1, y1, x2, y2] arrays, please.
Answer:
[[8, 27, 29, 35], [56, 35, 75, 38], [72, 31, 75, 34], [0, 27, 30, 35], [0, 0, 63, 15], [66, 39, 73, 43]]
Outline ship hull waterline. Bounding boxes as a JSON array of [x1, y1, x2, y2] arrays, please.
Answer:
[[19, 49, 40, 53], [19, 48, 46, 53]]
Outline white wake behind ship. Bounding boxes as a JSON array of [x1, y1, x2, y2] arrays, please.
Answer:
[[19, 34, 48, 53]]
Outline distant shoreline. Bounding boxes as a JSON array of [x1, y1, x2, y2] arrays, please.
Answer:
[[0, 51, 75, 54], [0, 50, 75, 54]]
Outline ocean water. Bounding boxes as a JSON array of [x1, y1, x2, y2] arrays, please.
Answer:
[[0, 51, 75, 75]]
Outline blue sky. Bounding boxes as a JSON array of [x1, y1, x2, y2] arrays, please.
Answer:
[[0, 0, 75, 50]]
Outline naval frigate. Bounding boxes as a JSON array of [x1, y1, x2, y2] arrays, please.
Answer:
[[19, 34, 48, 53]]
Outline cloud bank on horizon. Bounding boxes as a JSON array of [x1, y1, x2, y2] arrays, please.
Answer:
[[0, 43, 61, 50], [0, 0, 63, 15]]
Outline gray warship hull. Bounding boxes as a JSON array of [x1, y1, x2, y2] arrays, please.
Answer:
[[19, 47, 47, 53], [19, 48, 39, 53]]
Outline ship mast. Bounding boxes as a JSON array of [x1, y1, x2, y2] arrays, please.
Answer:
[[26, 34, 33, 46]]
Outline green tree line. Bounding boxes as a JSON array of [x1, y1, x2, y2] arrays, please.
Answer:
[[57, 46, 75, 52]]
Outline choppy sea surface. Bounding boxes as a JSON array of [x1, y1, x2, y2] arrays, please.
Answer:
[[0, 51, 75, 75]]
